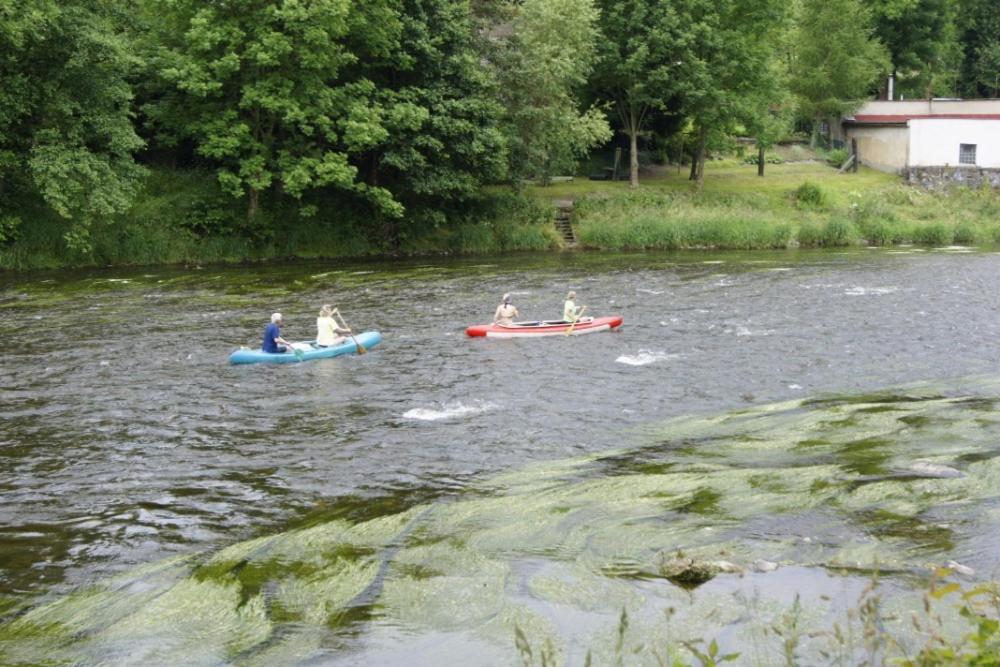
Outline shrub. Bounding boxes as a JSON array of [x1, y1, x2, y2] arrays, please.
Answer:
[[858, 218, 911, 246], [794, 182, 827, 209], [0, 215, 21, 243], [912, 223, 954, 246], [825, 148, 851, 168], [796, 220, 823, 247], [952, 222, 982, 245], [742, 152, 783, 166], [803, 218, 860, 247]]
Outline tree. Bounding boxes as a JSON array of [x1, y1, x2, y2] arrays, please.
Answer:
[[499, 0, 611, 185], [0, 0, 145, 251], [745, 68, 795, 177], [591, 0, 684, 188], [354, 0, 510, 243], [956, 0, 1000, 98], [143, 0, 403, 221], [790, 0, 890, 146], [975, 41, 1000, 96], [669, 0, 790, 185], [871, 0, 958, 98]]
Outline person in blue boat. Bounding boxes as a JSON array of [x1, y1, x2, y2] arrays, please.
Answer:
[[563, 291, 585, 323], [493, 293, 519, 326], [317, 304, 351, 347], [262, 312, 292, 354]]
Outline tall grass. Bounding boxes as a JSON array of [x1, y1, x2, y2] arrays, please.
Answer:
[[572, 181, 1000, 251], [576, 193, 794, 250]]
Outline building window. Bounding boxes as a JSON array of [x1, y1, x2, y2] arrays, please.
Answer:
[[959, 144, 977, 165]]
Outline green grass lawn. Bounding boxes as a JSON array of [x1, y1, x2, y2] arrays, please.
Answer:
[[525, 158, 1000, 250], [528, 160, 897, 209]]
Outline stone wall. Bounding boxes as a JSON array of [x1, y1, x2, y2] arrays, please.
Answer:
[[904, 166, 1000, 189]]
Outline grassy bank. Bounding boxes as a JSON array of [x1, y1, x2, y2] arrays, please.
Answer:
[[533, 160, 1000, 250], [0, 169, 559, 271], [5, 157, 1000, 271]]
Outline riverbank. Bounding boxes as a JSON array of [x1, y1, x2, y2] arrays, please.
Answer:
[[0, 169, 559, 271], [534, 161, 1000, 250], [4, 160, 1000, 271]]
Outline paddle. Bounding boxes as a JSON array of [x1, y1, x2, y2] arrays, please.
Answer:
[[565, 305, 587, 336], [333, 308, 367, 355]]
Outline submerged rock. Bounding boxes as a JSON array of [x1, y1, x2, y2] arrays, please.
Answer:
[[753, 559, 779, 573], [908, 461, 963, 478], [658, 555, 724, 587], [945, 560, 975, 576]]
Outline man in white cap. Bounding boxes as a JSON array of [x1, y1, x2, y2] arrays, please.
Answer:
[[493, 293, 519, 325], [262, 312, 292, 354]]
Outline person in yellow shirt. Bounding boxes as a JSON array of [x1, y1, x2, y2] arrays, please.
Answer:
[[563, 291, 584, 322], [316, 304, 352, 347]]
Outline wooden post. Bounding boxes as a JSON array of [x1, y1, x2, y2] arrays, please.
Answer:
[[851, 138, 859, 172]]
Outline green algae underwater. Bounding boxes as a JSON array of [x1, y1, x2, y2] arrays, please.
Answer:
[[3, 378, 1000, 665]]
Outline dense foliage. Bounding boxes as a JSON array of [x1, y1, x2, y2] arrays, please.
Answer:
[[0, 0, 996, 262]]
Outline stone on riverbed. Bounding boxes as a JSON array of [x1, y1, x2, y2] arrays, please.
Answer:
[[753, 559, 779, 573], [908, 461, 964, 478], [657, 553, 745, 586], [945, 560, 975, 576]]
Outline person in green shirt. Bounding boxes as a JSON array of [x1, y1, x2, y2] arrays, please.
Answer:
[[563, 291, 585, 323]]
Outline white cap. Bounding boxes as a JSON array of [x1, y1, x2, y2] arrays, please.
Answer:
[[271, 312, 283, 323]]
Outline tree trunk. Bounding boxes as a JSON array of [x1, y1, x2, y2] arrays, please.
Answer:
[[688, 151, 698, 180], [628, 130, 639, 189], [810, 120, 819, 149], [758, 145, 765, 177], [693, 132, 707, 188], [247, 187, 259, 221]]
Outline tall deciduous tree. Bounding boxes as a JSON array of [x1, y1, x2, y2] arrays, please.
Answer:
[[143, 0, 402, 221], [957, 0, 1000, 97], [790, 0, 890, 146], [591, 0, 683, 188], [670, 0, 789, 185], [871, 0, 958, 98], [499, 0, 611, 185], [745, 65, 795, 177], [0, 0, 145, 250], [358, 0, 509, 242]]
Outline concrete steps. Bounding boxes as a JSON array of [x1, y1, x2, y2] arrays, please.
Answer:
[[553, 200, 577, 246]]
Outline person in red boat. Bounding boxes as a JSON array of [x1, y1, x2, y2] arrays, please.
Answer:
[[493, 293, 519, 325]]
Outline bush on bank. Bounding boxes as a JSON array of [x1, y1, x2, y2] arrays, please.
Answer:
[[573, 183, 1000, 251], [5, 162, 1000, 271], [0, 170, 558, 271]]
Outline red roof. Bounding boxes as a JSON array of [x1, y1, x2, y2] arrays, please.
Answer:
[[851, 114, 1000, 123]]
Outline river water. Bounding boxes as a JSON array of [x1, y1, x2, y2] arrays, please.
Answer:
[[1, 248, 999, 664]]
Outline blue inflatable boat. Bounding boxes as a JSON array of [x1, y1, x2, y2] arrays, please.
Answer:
[[229, 331, 381, 365]]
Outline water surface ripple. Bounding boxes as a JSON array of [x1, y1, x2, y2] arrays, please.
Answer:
[[1, 248, 999, 603]]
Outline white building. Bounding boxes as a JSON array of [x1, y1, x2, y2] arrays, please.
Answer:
[[840, 100, 1000, 182]]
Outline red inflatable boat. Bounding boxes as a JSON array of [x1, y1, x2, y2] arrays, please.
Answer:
[[465, 316, 624, 338]]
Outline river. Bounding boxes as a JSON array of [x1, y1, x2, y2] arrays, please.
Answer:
[[1, 248, 999, 664]]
